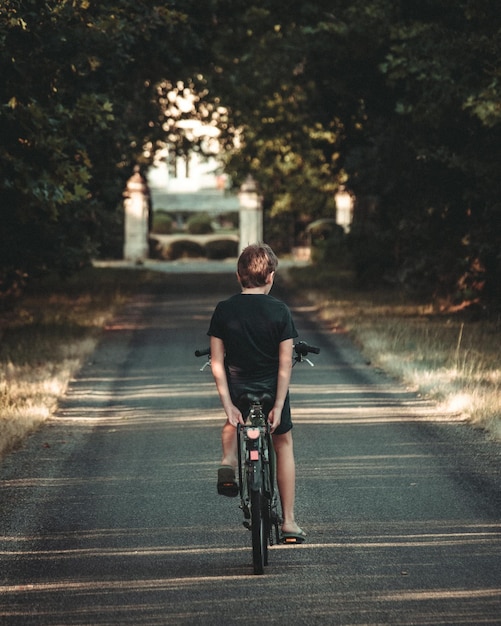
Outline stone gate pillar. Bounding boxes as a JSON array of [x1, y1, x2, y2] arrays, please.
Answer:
[[123, 166, 149, 262], [238, 175, 263, 253]]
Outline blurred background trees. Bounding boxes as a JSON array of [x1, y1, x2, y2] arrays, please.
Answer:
[[0, 0, 205, 289], [1, 0, 499, 310]]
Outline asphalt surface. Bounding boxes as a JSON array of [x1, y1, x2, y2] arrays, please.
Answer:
[[0, 264, 500, 625]]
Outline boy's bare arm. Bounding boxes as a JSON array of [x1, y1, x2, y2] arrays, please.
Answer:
[[268, 338, 293, 432], [210, 336, 244, 427]]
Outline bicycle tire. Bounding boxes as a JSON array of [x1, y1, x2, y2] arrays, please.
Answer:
[[262, 430, 278, 549], [251, 489, 266, 574], [237, 425, 245, 499], [262, 494, 271, 566]]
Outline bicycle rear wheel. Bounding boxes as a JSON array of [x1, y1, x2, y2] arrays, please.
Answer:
[[262, 494, 271, 566], [251, 489, 267, 574]]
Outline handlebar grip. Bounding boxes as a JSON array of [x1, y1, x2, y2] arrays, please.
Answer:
[[195, 348, 210, 357], [294, 341, 320, 356], [306, 343, 320, 355]]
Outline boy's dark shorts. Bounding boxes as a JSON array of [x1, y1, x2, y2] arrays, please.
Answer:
[[273, 393, 293, 435], [231, 380, 293, 435]]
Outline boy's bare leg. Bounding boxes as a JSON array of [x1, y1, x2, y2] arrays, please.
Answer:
[[221, 421, 238, 468], [273, 431, 305, 535]]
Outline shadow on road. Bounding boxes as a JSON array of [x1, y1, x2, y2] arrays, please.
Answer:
[[0, 270, 500, 625]]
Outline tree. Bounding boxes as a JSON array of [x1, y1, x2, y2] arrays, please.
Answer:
[[2, 1, 499, 308], [0, 0, 204, 290], [206, 0, 500, 307], [370, 0, 501, 304]]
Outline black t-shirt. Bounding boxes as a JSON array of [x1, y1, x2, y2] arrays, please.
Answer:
[[207, 293, 298, 384]]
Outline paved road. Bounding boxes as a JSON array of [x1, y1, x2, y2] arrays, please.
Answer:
[[0, 267, 500, 625]]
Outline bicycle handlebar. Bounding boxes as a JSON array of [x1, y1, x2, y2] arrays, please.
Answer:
[[195, 341, 320, 359], [194, 348, 211, 357], [294, 341, 320, 356]]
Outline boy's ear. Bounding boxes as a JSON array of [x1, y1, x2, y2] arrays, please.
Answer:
[[266, 271, 275, 284]]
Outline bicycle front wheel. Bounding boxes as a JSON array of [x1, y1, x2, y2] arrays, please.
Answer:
[[251, 489, 267, 574]]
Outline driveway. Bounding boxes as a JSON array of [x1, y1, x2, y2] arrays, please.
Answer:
[[0, 263, 500, 624]]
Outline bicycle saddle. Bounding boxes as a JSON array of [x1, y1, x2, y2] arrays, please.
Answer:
[[237, 393, 274, 420], [237, 392, 273, 406]]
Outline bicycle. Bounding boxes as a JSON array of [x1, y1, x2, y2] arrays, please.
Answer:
[[195, 340, 320, 574]]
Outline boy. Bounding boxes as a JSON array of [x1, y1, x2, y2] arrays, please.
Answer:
[[207, 243, 305, 540]]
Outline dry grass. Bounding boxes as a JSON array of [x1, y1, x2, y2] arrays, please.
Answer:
[[287, 265, 501, 439], [0, 267, 164, 460], [1, 263, 499, 464]]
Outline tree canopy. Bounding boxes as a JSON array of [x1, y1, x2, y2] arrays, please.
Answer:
[[1, 1, 500, 308], [207, 0, 501, 306], [0, 0, 203, 288]]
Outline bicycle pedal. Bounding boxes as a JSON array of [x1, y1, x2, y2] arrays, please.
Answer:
[[280, 534, 306, 545]]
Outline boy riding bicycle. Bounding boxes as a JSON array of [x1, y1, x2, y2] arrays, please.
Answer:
[[207, 243, 306, 541]]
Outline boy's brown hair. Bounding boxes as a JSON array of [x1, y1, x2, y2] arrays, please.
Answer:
[[237, 243, 278, 288]]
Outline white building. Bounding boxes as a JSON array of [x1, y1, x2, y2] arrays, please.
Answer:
[[147, 120, 239, 217]]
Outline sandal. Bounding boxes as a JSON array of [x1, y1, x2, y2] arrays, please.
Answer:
[[217, 466, 239, 497], [280, 528, 307, 544]]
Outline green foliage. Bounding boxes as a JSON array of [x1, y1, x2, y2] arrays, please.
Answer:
[[218, 211, 239, 230], [207, 0, 500, 308], [152, 211, 173, 235], [310, 237, 345, 268], [287, 262, 356, 294], [186, 213, 214, 235], [367, 2, 501, 305], [0, 0, 202, 290], [1, 1, 501, 310]]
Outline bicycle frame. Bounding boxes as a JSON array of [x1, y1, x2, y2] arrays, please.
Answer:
[[237, 395, 279, 574], [238, 398, 271, 491]]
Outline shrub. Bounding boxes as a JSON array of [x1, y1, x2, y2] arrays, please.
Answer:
[[308, 220, 348, 266], [186, 213, 214, 235], [149, 237, 166, 259], [311, 236, 350, 267], [347, 225, 395, 285], [151, 211, 173, 234], [205, 239, 239, 260], [166, 240, 205, 260], [218, 212, 239, 229]]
